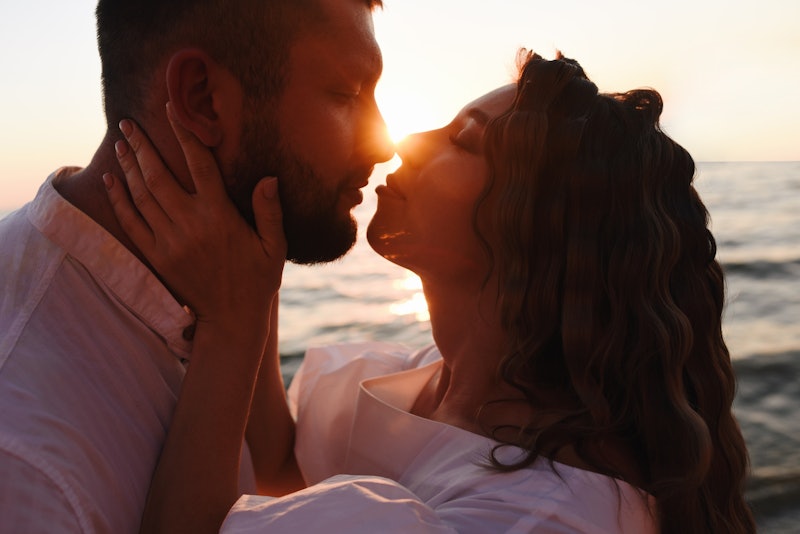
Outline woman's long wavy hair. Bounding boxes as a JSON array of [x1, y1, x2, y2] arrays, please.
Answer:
[[480, 51, 755, 533]]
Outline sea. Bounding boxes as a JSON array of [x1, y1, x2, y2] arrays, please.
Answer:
[[2, 161, 797, 531]]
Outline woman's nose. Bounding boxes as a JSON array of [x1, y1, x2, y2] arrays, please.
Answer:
[[395, 128, 439, 169]]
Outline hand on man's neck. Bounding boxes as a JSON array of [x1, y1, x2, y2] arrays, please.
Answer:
[[53, 131, 169, 283], [55, 133, 130, 238]]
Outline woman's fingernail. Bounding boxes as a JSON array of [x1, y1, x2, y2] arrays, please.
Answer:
[[262, 177, 278, 199], [115, 140, 128, 158], [119, 119, 132, 137], [102, 173, 114, 190]]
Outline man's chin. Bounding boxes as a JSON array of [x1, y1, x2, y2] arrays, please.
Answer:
[[284, 217, 358, 265], [286, 245, 355, 265]]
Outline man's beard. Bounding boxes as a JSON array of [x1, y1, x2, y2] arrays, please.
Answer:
[[227, 108, 358, 265]]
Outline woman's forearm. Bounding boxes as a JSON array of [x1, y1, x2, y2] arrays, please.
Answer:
[[246, 296, 306, 496], [140, 315, 269, 534]]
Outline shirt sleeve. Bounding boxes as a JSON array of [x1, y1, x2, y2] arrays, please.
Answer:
[[287, 341, 417, 484], [287, 341, 414, 419], [221, 475, 457, 534]]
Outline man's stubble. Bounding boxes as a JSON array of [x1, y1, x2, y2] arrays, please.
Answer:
[[228, 99, 358, 265]]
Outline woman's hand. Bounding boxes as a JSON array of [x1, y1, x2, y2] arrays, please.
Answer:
[[104, 104, 289, 533], [103, 103, 286, 325]]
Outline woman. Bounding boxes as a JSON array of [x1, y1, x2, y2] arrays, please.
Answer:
[[106, 52, 755, 533]]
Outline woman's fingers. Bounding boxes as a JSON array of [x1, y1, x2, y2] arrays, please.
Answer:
[[117, 119, 182, 230], [103, 172, 156, 251], [166, 103, 227, 199], [252, 178, 287, 262]]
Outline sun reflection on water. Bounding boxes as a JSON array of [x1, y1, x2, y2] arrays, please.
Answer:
[[389, 272, 430, 322]]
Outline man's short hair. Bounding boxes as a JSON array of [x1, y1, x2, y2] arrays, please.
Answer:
[[95, 0, 383, 128]]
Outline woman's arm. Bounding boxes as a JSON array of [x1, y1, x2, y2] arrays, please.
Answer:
[[246, 297, 306, 496], [105, 103, 287, 533], [142, 306, 271, 534]]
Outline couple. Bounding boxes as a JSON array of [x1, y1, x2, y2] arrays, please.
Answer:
[[0, 1, 754, 534], [110, 50, 755, 534]]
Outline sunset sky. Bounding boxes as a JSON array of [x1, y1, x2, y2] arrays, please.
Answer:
[[1, 0, 798, 210]]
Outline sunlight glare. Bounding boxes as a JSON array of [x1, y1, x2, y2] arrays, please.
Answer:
[[393, 271, 422, 291], [390, 292, 430, 322], [384, 111, 419, 145], [390, 272, 429, 322], [377, 89, 441, 145]]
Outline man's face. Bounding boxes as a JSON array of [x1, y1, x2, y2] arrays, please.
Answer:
[[231, 0, 393, 264]]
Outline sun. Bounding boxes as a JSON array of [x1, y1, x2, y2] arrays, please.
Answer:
[[377, 88, 442, 146], [383, 108, 423, 145]]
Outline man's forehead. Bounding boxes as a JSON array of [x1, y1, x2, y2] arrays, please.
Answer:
[[296, 38, 382, 85], [309, 0, 377, 39], [293, 2, 382, 78]]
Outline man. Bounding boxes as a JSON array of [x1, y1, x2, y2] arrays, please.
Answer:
[[0, 0, 391, 531]]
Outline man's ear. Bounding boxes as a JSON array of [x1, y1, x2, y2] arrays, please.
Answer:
[[165, 49, 236, 148]]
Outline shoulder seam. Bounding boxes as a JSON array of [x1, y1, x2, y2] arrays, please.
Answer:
[[0, 431, 92, 532]]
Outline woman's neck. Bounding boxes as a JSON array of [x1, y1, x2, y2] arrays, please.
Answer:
[[412, 277, 528, 436], [415, 277, 646, 487]]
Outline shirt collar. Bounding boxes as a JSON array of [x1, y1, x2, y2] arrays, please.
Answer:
[[27, 169, 194, 360], [345, 361, 498, 478]]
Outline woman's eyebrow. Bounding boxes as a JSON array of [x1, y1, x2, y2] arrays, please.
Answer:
[[467, 108, 490, 126]]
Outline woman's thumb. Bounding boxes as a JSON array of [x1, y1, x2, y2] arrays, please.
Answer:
[[252, 177, 286, 258]]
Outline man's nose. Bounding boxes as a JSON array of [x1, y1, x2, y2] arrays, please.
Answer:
[[364, 103, 395, 164]]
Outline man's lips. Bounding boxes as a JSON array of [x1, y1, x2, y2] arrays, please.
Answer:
[[339, 168, 374, 206], [356, 168, 374, 188], [341, 188, 364, 206]]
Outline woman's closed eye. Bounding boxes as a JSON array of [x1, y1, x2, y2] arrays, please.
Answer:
[[450, 128, 482, 154]]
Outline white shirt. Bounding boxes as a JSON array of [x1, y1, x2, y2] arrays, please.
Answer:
[[222, 342, 657, 533], [0, 170, 253, 533]]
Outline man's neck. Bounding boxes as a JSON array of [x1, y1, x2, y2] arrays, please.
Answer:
[[54, 132, 151, 269]]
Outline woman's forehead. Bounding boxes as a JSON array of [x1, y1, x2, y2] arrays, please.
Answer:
[[459, 84, 516, 120]]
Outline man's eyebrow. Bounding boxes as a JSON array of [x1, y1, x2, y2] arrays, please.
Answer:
[[344, 49, 382, 85]]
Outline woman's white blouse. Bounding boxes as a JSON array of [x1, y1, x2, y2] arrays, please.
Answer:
[[222, 342, 657, 533]]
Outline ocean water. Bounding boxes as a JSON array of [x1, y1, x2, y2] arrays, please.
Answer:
[[693, 162, 800, 532], [278, 160, 800, 532], [2, 161, 796, 530]]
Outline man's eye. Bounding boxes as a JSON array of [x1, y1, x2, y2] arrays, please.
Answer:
[[334, 90, 360, 102]]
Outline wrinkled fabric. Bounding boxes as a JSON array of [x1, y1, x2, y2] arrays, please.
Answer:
[[223, 342, 657, 533], [0, 170, 253, 533]]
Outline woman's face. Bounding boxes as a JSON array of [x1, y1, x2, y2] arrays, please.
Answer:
[[367, 84, 516, 282]]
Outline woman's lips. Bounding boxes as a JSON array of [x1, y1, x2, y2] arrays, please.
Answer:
[[377, 174, 406, 199]]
